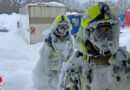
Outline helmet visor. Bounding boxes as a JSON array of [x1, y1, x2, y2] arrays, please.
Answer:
[[58, 24, 68, 31], [94, 25, 113, 42], [88, 20, 120, 55], [57, 24, 68, 36]]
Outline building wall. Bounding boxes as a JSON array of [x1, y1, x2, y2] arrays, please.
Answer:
[[20, 5, 66, 44]]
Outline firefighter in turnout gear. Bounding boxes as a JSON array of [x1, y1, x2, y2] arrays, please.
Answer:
[[32, 14, 73, 90], [59, 2, 130, 90]]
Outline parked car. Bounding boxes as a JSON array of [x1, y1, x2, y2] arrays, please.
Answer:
[[0, 27, 8, 32]]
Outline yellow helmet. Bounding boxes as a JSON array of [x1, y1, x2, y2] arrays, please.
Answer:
[[81, 2, 118, 31], [52, 14, 72, 36], [79, 2, 120, 55], [53, 14, 69, 26]]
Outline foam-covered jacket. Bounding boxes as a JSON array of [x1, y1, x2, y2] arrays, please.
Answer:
[[32, 29, 73, 90], [59, 46, 130, 90]]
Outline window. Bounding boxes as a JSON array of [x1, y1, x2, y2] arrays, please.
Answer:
[[72, 18, 79, 26]]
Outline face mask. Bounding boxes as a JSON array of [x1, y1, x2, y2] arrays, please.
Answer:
[[94, 25, 113, 42], [89, 23, 119, 55], [57, 24, 68, 36]]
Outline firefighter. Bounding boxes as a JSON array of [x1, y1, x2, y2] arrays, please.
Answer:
[[59, 2, 130, 90], [32, 14, 73, 90]]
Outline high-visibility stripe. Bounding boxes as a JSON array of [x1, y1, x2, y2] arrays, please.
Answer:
[[78, 42, 87, 53], [67, 57, 72, 63], [105, 15, 109, 19], [127, 52, 130, 60], [81, 3, 100, 30], [108, 54, 114, 61], [53, 14, 69, 25], [80, 74, 86, 90], [52, 66, 58, 71]]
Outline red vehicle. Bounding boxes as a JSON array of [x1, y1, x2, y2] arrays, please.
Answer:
[[125, 10, 130, 26]]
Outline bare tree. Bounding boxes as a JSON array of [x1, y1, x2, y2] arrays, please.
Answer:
[[60, 0, 82, 12], [44, 0, 60, 2], [81, 0, 129, 14], [0, 0, 39, 14], [0, 0, 11, 14], [81, 0, 97, 11], [0, 0, 22, 14], [1, 0, 128, 14], [116, 0, 130, 13], [105, 0, 115, 7], [10, 0, 22, 13]]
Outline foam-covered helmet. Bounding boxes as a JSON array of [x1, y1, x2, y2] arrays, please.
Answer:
[[81, 2, 120, 55], [52, 14, 72, 36]]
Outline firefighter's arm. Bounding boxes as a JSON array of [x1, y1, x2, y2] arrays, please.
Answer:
[[111, 47, 130, 74], [58, 50, 83, 89]]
